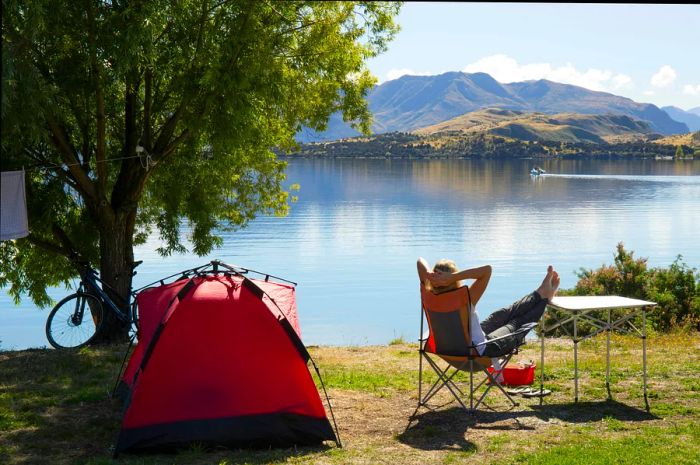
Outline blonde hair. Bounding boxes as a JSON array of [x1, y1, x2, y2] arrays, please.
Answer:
[[429, 258, 462, 294]]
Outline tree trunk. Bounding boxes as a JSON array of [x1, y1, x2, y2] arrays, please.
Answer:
[[92, 209, 136, 344]]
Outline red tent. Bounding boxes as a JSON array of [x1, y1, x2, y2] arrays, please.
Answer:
[[114, 262, 337, 455]]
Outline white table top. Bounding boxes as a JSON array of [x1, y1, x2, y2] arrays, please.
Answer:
[[548, 295, 656, 311]]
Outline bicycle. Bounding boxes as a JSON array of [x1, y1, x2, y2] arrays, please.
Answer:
[[45, 260, 143, 349]]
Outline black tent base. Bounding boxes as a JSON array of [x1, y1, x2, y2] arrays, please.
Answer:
[[114, 412, 337, 456]]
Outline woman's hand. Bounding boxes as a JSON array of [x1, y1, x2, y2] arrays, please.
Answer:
[[428, 271, 454, 287]]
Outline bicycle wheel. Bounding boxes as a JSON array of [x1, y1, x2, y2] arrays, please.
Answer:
[[46, 293, 104, 349], [130, 300, 139, 331]]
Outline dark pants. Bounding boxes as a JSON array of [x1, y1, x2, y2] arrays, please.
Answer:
[[479, 291, 547, 357]]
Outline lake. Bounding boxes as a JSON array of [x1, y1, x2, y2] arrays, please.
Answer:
[[1, 157, 699, 350]]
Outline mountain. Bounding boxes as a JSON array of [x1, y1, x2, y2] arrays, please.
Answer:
[[298, 72, 689, 142], [663, 106, 700, 131], [662, 106, 700, 131], [504, 79, 685, 134], [414, 108, 658, 144], [368, 71, 524, 131]]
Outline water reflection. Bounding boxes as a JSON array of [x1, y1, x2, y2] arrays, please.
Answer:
[[1, 158, 699, 349]]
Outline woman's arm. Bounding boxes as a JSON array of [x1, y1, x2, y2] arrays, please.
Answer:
[[430, 264, 492, 305], [464, 265, 492, 305], [416, 257, 431, 285]]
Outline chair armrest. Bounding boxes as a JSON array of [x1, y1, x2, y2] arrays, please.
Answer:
[[419, 329, 430, 342], [470, 322, 537, 349]]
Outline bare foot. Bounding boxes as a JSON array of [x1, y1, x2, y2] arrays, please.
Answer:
[[536, 266, 557, 300], [550, 271, 560, 299], [535, 266, 553, 299]]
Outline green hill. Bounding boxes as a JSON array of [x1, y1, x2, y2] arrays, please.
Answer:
[[414, 109, 658, 144], [653, 130, 700, 148], [289, 109, 695, 159]]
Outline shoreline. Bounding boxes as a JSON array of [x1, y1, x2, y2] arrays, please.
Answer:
[[281, 131, 699, 160], [281, 153, 699, 160], [0, 334, 549, 355]]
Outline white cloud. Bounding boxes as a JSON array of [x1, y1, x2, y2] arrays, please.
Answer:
[[650, 65, 677, 88], [611, 74, 633, 90], [384, 68, 433, 81], [462, 55, 550, 82], [643, 90, 655, 96], [461, 54, 632, 92], [683, 84, 700, 96]]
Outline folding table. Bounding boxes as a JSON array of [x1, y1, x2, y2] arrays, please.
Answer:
[[539, 296, 657, 411]]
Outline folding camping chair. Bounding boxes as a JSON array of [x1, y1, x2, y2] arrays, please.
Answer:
[[412, 284, 537, 415]]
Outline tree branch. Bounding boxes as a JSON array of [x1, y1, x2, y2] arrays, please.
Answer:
[[124, 71, 139, 160], [66, 96, 93, 170], [152, 102, 187, 154], [273, 19, 322, 38], [191, 0, 210, 69], [51, 223, 82, 260], [26, 222, 85, 262], [159, 129, 190, 160], [26, 233, 71, 258], [143, 68, 153, 149], [207, 0, 239, 15], [86, 0, 107, 191], [45, 115, 98, 202]]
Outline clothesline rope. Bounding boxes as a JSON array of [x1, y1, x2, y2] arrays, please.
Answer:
[[20, 154, 151, 172]]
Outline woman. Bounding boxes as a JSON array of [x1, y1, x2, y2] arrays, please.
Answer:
[[417, 257, 559, 375]]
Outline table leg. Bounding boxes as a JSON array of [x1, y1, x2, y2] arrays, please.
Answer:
[[606, 308, 611, 400], [540, 314, 545, 407], [574, 312, 578, 403], [643, 307, 649, 412]]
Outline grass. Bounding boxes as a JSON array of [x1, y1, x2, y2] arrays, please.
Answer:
[[389, 336, 408, 345], [1, 331, 699, 464], [505, 423, 700, 465]]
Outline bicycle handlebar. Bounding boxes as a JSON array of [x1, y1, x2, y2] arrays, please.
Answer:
[[72, 259, 143, 281]]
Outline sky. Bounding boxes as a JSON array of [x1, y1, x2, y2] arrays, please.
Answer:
[[366, 3, 700, 111]]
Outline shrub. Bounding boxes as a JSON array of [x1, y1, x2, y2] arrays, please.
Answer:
[[542, 243, 700, 337], [647, 258, 700, 331]]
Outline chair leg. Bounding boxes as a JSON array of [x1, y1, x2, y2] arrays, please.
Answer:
[[474, 370, 518, 410], [424, 362, 467, 407], [473, 353, 519, 410], [418, 353, 471, 412], [420, 355, 454, 405], [416, 351, 523, 415], [469, 359, 474, 411]]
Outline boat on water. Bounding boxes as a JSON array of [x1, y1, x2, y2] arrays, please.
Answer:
[[530, 167, 546, 176]]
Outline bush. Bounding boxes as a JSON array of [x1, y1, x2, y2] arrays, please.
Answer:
[[647, 259, 700, 331], [543, 243, 700, 337]]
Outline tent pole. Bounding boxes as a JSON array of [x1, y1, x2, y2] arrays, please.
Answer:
[[111, 334, 136, 398], [311, 359, 343, 448]]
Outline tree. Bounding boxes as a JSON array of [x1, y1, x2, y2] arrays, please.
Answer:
[[1, 0, 401, 342], [675, 145, 684, 159]]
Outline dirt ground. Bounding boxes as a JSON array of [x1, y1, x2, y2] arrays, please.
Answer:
[[1, 334, 698, 465], [300, 337, 696, 464]]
